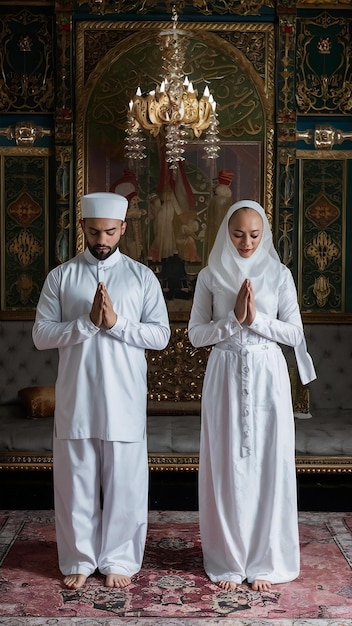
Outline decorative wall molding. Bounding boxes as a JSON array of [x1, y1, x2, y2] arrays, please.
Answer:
[[0, 121, 52, 146], [75, 0, 274, 17], [0, 10, 54, 114], [297, 125, 352, 150], [296, 12, 352, 115]]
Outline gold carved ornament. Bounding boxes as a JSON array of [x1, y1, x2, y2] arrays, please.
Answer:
[[0, 121, 52, 146]]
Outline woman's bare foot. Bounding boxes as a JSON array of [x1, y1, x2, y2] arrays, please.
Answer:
[[218, 580, 238, 591], [63, 573, 87, 589], [252, 579, 272, 592], [105, 573, 132, 588]]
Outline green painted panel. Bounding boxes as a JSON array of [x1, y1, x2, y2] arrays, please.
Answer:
[[296, 13, 352, 115], [300, 158, 346, 314], [1, 155, 48, 312]]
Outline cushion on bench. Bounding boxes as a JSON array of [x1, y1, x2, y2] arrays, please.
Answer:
[[18, 386, 55, 418]]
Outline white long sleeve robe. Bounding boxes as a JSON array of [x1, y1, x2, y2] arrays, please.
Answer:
[[33, 247, 170, 441], [33, 246, 170, 578], [188, 263, 314, 584]]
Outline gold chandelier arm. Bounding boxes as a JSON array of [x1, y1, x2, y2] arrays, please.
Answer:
[[181, 92, 199, 125], [190, 97, 212, 137], [132, 97, 162, 137]]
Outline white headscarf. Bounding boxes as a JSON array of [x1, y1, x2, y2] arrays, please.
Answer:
[[208, 200, 281, 315], [208, 199, 317, 385]]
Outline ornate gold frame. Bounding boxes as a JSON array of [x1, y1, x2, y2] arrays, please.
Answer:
[[75, 19, 275, 259]]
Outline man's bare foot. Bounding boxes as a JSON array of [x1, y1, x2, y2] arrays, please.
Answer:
[[63, 573, 87, 589], [252, 579, 272, 592], [218, 580, 238, 591], [105, 573, 132, 588]]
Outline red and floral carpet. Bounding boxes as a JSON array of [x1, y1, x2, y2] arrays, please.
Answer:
[[1, 510, 352, 624]]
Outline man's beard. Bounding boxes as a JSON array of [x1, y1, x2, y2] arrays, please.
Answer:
[[87, 241, 119, 260]]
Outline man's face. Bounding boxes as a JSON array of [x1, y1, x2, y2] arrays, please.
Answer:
[[80, 217, 127, 260]]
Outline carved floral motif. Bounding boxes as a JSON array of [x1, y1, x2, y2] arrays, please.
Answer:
[[8, 231, 43, 268], [147, 327, 210, 401], [305, 231, 340, 272], [306, 192, 339, 229], [7, 191, 42, 228]]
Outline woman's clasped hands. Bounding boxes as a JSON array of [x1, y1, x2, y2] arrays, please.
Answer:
[[234, 278, 256, 326]]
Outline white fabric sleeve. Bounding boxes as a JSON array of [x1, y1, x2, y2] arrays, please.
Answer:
[[32, 269, 100, 350], [33, 266, 170, 352], [249, 267, 316, 384], [105, 272, 170, 350], [249, 268, 304, 347], [188, 269, 242, 348]]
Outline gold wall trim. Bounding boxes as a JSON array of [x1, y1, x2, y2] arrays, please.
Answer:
[[295, 456, 352, 474], [302, 313, 352, 324], [76, 19, 275, 33], [0, 453, 53, 471], [2, 451, 352, 474], [0, 147, 51, 157], [296, 150, 352, 160], [148, 455, 200, 472], [297, 0, 351, 6]]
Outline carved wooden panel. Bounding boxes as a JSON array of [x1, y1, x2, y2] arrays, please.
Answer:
[[0, 149, 50, 318]]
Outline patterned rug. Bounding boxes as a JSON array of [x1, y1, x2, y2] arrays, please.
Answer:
[[1, 510, 352, 625]]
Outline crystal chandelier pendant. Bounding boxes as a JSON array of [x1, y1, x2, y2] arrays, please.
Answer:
[[165, 124, 186, 169], [125, 109, 147, 162], [203, 108, 220, 160]]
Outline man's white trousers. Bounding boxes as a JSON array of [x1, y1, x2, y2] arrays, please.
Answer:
[[53, 436, 148, 577]]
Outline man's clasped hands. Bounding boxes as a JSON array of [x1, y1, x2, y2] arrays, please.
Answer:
[[90, 282, 117, 329]]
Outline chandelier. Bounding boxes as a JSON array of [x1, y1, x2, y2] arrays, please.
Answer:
[[125, 7, 220, 170]]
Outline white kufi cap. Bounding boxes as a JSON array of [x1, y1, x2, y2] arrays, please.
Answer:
[[81, 192, 128, 220]]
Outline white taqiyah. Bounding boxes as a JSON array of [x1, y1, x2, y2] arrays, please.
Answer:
[[81, 192, 128, 220]]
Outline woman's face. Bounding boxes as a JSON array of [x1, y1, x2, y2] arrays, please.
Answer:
[[228, 208, 263, 258]]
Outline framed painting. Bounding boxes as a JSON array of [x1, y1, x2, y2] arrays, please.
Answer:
[[88, 140, 261, 318], [75, 19, 274, 319]]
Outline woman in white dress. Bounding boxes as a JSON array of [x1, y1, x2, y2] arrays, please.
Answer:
[[188, 200, 316, 592]]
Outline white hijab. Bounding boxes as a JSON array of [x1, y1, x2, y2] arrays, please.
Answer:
[[208, 199, 281, 315], [207, 199, 317, 385]]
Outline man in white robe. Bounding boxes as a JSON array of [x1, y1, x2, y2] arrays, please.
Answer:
[[32, 192, 170, 590]]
